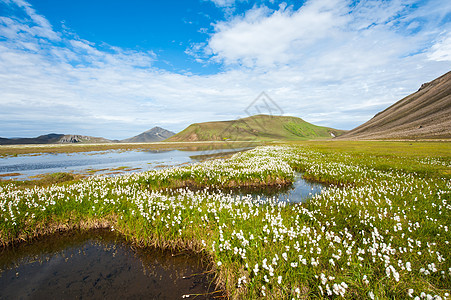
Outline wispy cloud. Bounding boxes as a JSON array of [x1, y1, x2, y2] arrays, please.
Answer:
[[0, 0, 450, 139], [208, 0, 238, 8], [428, 32, 451, 61], [3, 0, 60, 41]]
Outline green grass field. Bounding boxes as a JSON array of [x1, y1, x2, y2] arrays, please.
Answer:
[[168, 115, 347, 142], [0, 141, 450, 299]]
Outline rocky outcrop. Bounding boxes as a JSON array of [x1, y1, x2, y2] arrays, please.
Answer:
[[58, 135, 86, 143], [58, 135, 113, 144]]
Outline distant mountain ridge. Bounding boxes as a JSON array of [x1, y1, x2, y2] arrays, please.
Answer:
[[120, 127, 175, 143], [166, 114, 346, 142], [0, 133, 65, 145], [0, 126, 176, 145], [0, 133, 114, 145], [339, 71, 451, 140]]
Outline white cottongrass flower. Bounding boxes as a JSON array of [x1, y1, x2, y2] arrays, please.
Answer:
[[253, 263, 259, 275], [406, 262, 412, 272]]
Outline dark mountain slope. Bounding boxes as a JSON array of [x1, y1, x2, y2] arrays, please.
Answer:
[[0, 133, 64, 145], [0, 134, 113, 145]]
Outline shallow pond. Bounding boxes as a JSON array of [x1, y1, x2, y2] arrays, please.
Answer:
[[224, 172, 326, 203], [0, 229, 219, 299], [0, 147, 252, 180], [263, 172, 325, 203]]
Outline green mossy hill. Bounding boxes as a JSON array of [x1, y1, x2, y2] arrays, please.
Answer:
[[167, 115, 346, 142]]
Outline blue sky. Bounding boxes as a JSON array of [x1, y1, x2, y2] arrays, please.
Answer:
[[0, 0, 450, 139], [25, 0, 225, 74]]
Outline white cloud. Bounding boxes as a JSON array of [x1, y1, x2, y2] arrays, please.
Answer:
[[209, 0, 237, 7], [0, 0, 450, 139], [208, 1, 350, 67], [4, 0, 60, 41], [428, 32, 451, 61], [205, 0, 437, 69]]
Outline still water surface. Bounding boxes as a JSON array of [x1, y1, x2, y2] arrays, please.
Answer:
[[0, 229, 219, 299], [260, 172, 324, 203], [0, 147, 251, 180]]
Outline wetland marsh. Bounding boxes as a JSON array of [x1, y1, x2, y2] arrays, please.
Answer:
[[0, 141, 450, 299]]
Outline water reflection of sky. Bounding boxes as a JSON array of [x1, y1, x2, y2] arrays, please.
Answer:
[[273, 173, 325, 203], [232, 173, 326, 203], [0, 147, 251, 180]]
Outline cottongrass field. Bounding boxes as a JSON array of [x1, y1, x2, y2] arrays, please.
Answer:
[[0, 142, 450, 299]]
